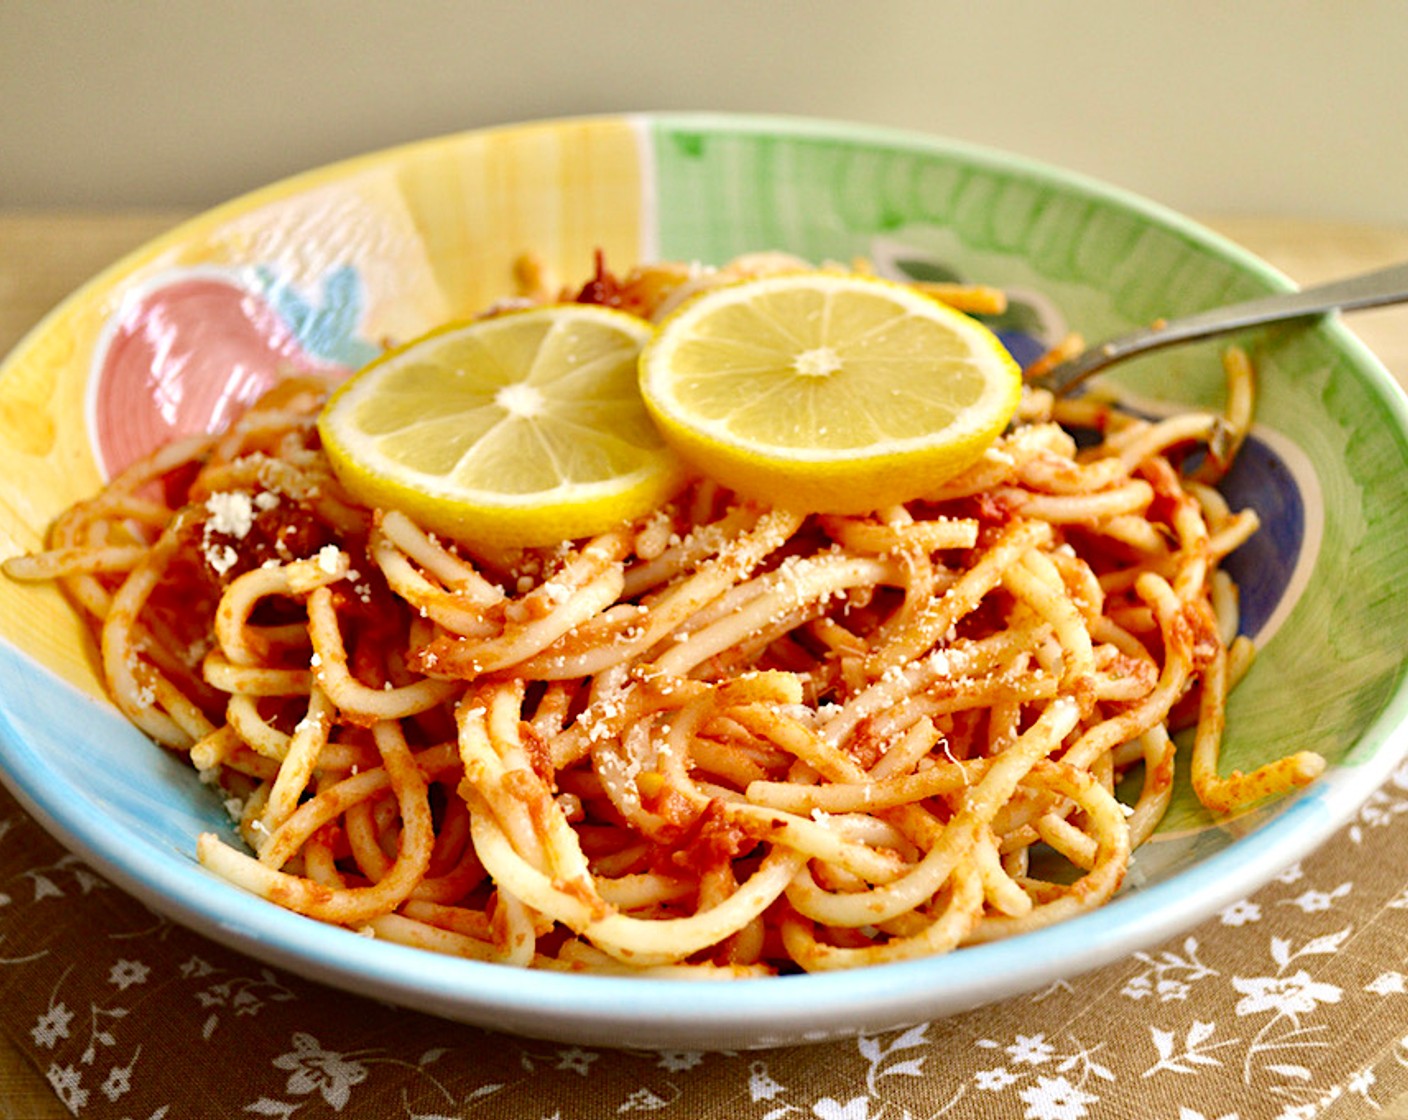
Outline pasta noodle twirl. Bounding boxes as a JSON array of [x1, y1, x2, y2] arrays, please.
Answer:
[[1, 257, 1325, 976]]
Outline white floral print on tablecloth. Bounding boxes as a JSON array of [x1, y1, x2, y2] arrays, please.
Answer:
[[6, 762, 1408, 1117]]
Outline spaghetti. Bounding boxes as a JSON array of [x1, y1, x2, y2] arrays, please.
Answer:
[[2, 256, 1326, 976]]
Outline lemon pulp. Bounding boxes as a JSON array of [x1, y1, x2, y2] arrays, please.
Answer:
[[638, 271, 1023, 513], [317, 304, 685, 548]]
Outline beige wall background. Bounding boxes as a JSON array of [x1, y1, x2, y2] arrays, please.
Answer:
[[2, 0, 1404, 226]]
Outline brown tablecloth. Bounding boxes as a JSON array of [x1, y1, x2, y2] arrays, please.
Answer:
[[1, 212, 1407, 1119], [7, 769, 1408, 1118]]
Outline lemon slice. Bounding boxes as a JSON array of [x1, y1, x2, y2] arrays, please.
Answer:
[[318, 305, 686, 547], [639, 271, 1023, 514]]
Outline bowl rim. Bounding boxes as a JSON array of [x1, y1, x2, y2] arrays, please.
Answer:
[[3, 110, 1408, 1048], [6, 109, 1313, 379]]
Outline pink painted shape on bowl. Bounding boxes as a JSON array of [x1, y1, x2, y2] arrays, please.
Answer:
[[92, 275, 348, 479]]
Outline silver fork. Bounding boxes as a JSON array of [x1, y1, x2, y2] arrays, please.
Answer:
[[1028, 260, 1408, 397]]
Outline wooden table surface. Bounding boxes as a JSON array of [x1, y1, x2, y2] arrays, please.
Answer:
[[0, 210, 1405, 1118]]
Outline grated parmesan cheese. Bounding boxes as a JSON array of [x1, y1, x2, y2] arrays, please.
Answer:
[[204, 544, 238, 576], [204, 491, 256, 539]]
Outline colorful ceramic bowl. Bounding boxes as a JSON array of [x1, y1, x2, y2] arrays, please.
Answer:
[[1, 114, 1406, 1049]]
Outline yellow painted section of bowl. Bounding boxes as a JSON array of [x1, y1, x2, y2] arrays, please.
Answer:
[[0, 116, 647, 699]]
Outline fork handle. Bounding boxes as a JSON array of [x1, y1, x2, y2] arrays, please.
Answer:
[[1036, 259, 1408, 396]]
